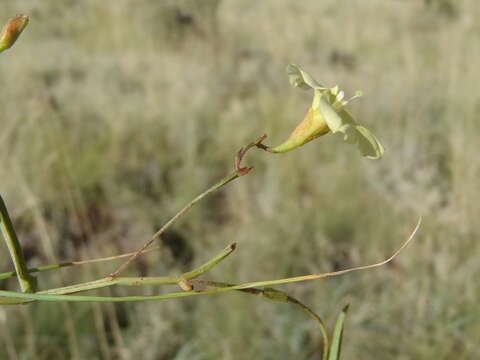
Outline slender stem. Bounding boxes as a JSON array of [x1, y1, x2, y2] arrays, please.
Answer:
[[294, 298, 330, 360], [192, 280, 330, 360], [0, 246, 161, 281], [110, 134, 268, 278], [180, 243, 236, 280], [110, 172, 239, 278], [0, 195, 36, 292], [0, 218, 420, 305], [38, 243, 236, 295]]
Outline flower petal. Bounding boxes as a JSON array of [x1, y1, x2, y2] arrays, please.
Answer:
[[355, 125, 384, 159], [318, 96, 344, 132], [319, 99, 384, 159], [286, 64, 324, 90], [336, 90, 345, 103], [338, 110, 384, 159]]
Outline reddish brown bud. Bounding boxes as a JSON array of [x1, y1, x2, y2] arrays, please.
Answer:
[[0, 15, 29, 53]]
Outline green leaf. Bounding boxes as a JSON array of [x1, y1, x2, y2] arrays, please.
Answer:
[[328, 304, 349, 360]]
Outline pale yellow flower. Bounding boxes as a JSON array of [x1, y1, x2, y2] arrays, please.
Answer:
[[272, 64, 384, 159]]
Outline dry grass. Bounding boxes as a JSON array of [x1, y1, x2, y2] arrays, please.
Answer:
[[0, 0, 479, 358]]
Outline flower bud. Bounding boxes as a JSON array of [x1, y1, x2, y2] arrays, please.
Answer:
[[0, 15, 29, 53]]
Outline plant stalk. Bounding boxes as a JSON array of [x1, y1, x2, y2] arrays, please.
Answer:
[[110, 134, 268, 278], [0, 218, 419, 304], [0, 246, 161, 280], [193, 280, 330, 360], [39, 243, 236, 295], [0, 195, 36, 292]]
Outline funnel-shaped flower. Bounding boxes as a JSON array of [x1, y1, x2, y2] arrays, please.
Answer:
[[0, 15, 29, 53], [271, 64, 384, 159]]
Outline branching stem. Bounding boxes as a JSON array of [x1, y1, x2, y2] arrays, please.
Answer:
[[0, 246, 161, 280], [110, 134, 269, 278], [39, 243, 236, 296], [0, 218, 420, 305], [192, 279, 330, 360]]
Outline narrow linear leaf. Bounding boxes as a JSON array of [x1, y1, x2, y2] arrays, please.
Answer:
[[328, 304, 349, 360]]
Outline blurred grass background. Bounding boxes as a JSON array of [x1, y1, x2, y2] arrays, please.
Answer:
[[0, 0, 479, 358]]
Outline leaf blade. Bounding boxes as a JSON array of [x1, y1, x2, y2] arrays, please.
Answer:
[[328, 304, 349, 360]]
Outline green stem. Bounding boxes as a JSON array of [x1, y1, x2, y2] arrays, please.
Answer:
[[0, 195, 36, 292], [0, 134, 268, 290], [0, 219, 419, 305], [289, 297, 330, 360], [110, 134, 268, 278], [0, 254, 403, 304], [0, 246, 161, 281], [37, 243, 236, 295], [0, 215, 420, 305], [110, 172, 240, 277], [192, 280, 330, 360]]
